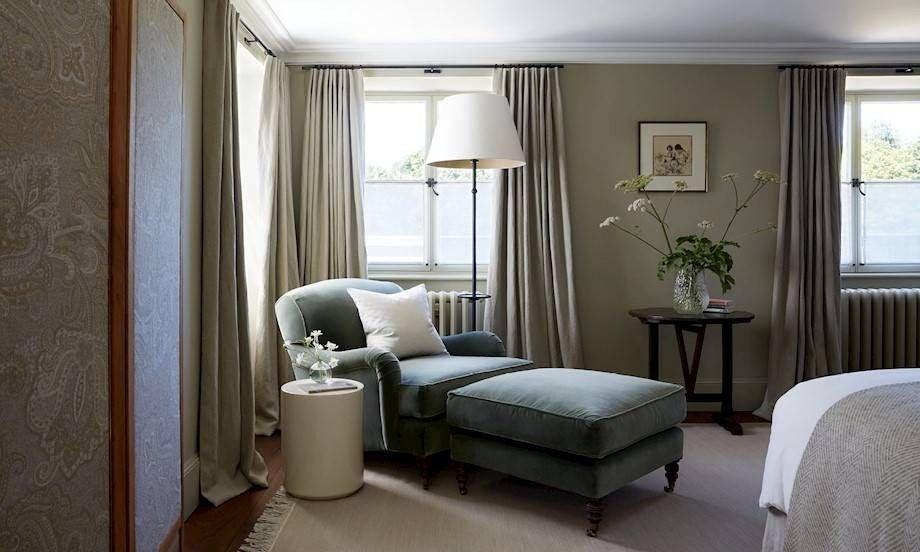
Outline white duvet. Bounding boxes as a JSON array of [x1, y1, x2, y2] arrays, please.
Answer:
[[759, 368, 920, 514]]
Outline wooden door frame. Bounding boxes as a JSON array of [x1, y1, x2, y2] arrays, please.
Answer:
[[109, 0, 135, 548], [109, 0, 187, 549]]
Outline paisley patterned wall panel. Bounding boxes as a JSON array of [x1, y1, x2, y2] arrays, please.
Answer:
[[132, 0, 184, 548], [0, 0, 111, 549]]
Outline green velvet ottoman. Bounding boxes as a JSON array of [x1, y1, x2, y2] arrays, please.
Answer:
[[446, 368, 686, 537]]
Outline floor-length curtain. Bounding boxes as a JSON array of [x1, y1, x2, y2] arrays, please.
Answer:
[[297, 68, 367, 283], [755, 68, 846, 420], [200, 0, 268, 505], [251, 57, 298, 435], [485, 67, 584, 368]]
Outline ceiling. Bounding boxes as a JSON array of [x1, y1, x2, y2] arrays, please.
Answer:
[[236, 0, 920, 64]]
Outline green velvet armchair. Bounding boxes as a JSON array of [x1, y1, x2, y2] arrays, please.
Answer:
[[275, 278, 533, 488]]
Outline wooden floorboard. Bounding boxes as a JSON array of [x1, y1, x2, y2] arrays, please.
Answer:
[[183, 435, 285, 552], [181, 412, 766, 551]]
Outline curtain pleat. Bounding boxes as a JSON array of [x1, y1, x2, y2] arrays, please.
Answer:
[[199, 0, 267, 506], [251, 57, 298, 436], [297, 68, 367, 283], [485, 67, 584, 368], [755, 68, 846, 420]]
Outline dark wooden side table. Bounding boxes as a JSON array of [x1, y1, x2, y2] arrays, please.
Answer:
[[629, 308, 755, 435]]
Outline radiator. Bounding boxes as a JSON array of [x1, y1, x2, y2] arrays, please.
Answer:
[[426, 290, 485, 336], [841, 288, 920, 371]]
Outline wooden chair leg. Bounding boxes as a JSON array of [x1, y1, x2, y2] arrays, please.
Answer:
[[664, 461, 679, 493], [585, 499, 604, 537], [454, 462, 468, 495], [418, 456, 432, 490]]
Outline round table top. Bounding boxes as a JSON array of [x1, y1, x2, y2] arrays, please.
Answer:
[[629, 307, 755, 324], [281, 378, 364, 398]]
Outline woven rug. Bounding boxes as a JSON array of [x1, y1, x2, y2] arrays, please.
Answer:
[[239, 491, 296, 552], [241, 424, 769, 552]]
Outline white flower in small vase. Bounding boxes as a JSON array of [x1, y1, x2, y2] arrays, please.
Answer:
[[284, 330, 340, 384]]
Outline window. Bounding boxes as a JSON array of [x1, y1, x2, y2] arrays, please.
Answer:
[[236, 40, 265, 210], [235, 38, 266, 313], [364, 83, 495, 274], [841, 91, 920, 272]]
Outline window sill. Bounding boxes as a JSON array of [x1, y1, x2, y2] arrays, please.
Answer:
[[842, 272, 920, 279], [369, 271, 487, 282]]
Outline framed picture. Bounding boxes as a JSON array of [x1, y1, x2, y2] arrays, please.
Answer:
[[638, 122, 708, 191]]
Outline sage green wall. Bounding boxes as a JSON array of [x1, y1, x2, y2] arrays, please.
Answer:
[[289, 64, 782, 409], [289, 63, 918, 412], [562, 65, 781, 410]]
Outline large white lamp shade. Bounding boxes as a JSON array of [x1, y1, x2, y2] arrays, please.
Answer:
[[426, 93, 525, 169]]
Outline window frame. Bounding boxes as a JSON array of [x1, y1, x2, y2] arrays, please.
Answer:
[[841, 90, 920, 274], [364, 91, 494, 276]]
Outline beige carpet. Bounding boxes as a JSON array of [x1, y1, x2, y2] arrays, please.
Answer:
[[254, 424, 770, 552]]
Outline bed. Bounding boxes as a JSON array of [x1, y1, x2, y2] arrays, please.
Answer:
[[759, 368, 920, 552]]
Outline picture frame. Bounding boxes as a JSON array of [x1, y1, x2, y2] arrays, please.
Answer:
[[638, 122, 708, 192]]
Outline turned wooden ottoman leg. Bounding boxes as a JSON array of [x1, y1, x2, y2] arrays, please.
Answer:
[[664, 461, 679, 493], [418, 456, 432, 490], [585, 499, 604, 537], [454, 462, 469, 495]]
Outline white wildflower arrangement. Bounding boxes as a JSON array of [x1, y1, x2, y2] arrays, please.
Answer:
[[600, 171, 779, 292], [627, 198, 652, 213], [285, 329, 340, 371]]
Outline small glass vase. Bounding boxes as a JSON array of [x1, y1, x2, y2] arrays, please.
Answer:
[[672, 266, 710, 315], [308, 361, 333, 384]]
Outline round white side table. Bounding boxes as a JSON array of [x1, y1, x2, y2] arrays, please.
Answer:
[[281, 378, 365, 499]]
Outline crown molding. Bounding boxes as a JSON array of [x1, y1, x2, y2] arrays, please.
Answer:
[[278, 42, 920, 65], [233, 0, 294, 53], [231, 2, 919, 65]]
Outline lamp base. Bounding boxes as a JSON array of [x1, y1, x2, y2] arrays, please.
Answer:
[[458, 291, 491, 302]]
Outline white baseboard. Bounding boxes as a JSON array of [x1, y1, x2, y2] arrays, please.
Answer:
[[182, 455, 200, 519]]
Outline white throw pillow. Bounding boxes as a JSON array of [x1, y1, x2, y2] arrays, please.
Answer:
[[347, 284, 447, 359]]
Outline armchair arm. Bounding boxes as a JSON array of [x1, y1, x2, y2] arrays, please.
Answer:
[[285, 344, 402, 451], [441, 331, 506, 357], [341, 347, 401, 451]]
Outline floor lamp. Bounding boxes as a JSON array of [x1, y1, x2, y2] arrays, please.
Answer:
[[426, 93, 525, 331]]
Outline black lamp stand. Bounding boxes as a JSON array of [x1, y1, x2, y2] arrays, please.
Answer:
[[457, 158, 489, 330]]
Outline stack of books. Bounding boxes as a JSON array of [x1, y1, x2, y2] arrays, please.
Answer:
[[705, 298, 736, 314]]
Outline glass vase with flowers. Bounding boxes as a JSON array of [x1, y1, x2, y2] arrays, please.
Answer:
[[284, 329, 340, 384], [600, 171, 778, 314]]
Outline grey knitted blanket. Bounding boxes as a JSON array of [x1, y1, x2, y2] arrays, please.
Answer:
[[784, 382, 920, 552]]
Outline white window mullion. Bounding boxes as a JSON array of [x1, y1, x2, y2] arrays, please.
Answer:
[[852, 95, 864, 270], [430, 95, 440, 272], [425, 95, 436, 271]]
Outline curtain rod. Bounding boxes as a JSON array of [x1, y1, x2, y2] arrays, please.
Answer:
[[240, 20, 276, 58], [777, 63, 915, 73], [298, 63, 564, 71]]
